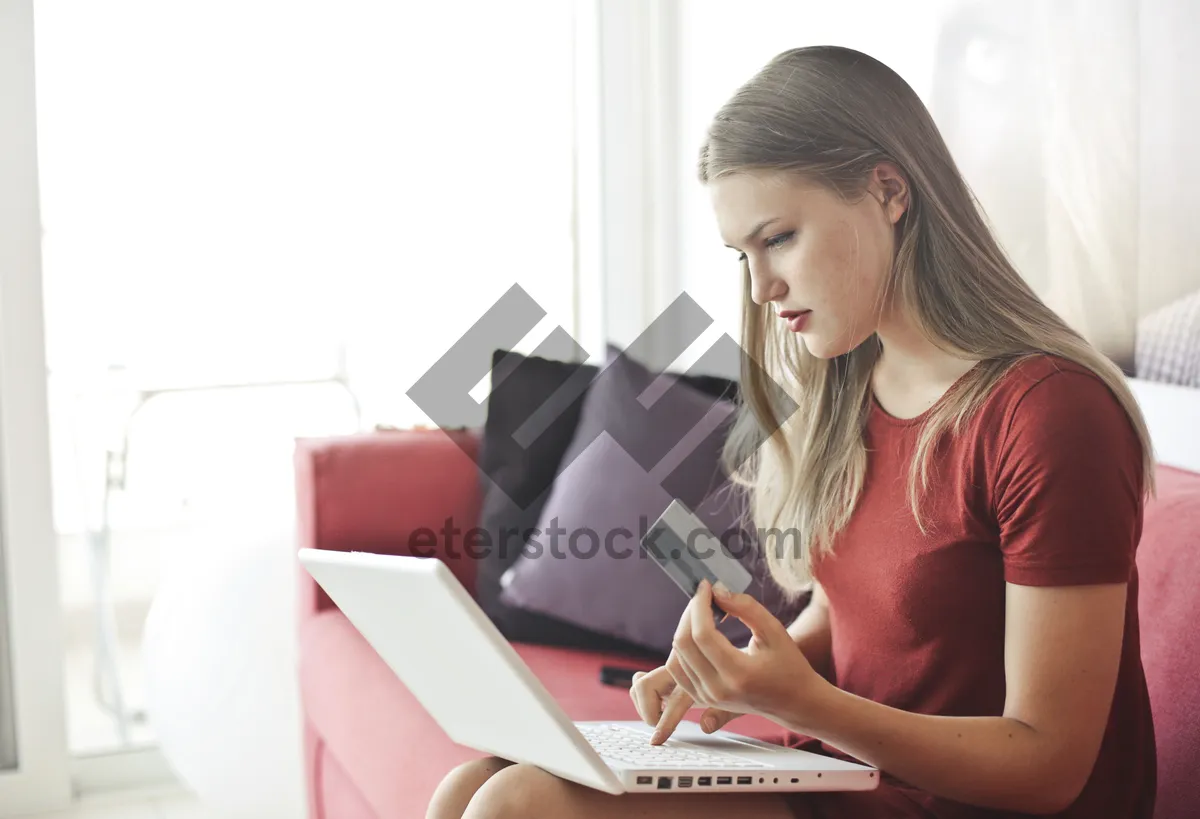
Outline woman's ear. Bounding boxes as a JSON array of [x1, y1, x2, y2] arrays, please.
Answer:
[[871, 161, 910, 225]]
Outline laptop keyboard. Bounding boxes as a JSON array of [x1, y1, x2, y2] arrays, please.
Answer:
[[578, 723, 770, 769]]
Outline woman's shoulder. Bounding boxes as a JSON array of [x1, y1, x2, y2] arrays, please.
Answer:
[[996, 351, 1102, 391], [983, 353, 1116, 412], [978, 352, 1139, 458]]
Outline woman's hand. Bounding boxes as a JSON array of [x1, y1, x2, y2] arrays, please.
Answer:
[[628, 664, 740, 745], [666, 579, 827, 733]]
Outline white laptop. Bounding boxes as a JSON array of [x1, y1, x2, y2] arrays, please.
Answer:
[[298, 548, 879, 795]]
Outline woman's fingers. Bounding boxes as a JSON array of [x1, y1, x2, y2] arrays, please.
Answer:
[[700, 707, 738, 733], [630, 666, 674, 727], [666, 647, 702, 702], [629, 671, 652, 725], [651, 686, 693, 745], [671, 582, 731, 704], [674, 633, 722, 703], [629, 662, 703, 743], [689, 581, 745, 678]]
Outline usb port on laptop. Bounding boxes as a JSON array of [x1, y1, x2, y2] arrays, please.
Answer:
[[697, 776, 712, 786], [636, 776, 652, 786], [716, 776, 732, 785], [737, 776, 753, 785]]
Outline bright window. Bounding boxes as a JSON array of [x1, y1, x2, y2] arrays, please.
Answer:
[[35, 0, 579, 535], [32, 0, 580, 754]]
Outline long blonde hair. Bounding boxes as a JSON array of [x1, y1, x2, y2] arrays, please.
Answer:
[[699, 46, 1155, 597]]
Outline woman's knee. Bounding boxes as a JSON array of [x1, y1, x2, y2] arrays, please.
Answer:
[[461, 763, 568, 819], [425, 756, 515, 819]]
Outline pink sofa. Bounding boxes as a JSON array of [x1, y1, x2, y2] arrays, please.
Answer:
[[295, 427, 1200, 819]]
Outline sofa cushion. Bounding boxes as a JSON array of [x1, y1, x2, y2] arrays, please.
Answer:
[[475, 347, 737, 654], [498, 344, 805, 654], [1135, 464, 1200, 819], [299, 609, 789, 819]]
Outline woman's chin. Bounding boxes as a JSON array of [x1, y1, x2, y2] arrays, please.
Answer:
[[800, 329, 876, 360], [800, 336, 850, 360]]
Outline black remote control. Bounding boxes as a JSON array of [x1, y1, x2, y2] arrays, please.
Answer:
[[598, 665, 645, 689]]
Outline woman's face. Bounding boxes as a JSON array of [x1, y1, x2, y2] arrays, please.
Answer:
[[708, 167, 907, 359]]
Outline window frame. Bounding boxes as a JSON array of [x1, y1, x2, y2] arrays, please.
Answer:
[[0, 0, 73, 813]]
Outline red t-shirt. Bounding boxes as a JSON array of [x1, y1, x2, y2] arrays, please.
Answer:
[[786, 355, 1155, 819]]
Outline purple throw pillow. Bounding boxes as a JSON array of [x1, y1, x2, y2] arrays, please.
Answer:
[[498, 346, 804, 654]]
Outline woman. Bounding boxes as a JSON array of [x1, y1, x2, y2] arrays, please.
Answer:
[[426, 45, 1156, 819]]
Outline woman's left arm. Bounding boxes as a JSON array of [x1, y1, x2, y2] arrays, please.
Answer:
[[790, 581, 1127, 815], [671, 578, 1126, 816]]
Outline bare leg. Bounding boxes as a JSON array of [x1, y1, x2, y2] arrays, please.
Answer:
[[425, 756, 517, 819], [460, 763, 809, 819]]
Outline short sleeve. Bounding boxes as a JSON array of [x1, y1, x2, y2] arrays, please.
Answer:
[[993, 369, 1146, 586]]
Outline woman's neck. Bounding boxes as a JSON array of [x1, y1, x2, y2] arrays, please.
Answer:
[[870, 311, 979, 420]]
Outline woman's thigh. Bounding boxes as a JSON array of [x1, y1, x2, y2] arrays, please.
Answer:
[[461, 762, 803, 819], [455, 763, 946, 819]]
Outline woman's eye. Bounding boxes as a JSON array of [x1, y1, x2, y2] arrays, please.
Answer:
[[765, 231, 794, 249]]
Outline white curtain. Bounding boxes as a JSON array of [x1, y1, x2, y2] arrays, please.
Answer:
[[673, 0, 1200, 376]]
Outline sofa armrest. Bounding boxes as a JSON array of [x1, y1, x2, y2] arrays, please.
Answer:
[[294, 427, 483, 619]]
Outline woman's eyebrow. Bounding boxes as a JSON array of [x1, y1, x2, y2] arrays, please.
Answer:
[[724, 217, 781, 249]]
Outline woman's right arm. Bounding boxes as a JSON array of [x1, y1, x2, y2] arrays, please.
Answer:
[[786, 581, 833, 680]]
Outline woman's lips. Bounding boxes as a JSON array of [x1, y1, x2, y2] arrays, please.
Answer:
[[779, 310, 812, 332]]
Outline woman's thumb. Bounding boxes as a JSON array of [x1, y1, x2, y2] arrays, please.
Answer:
[[700, 708, 735, 733], [712, 582, 781, 646]]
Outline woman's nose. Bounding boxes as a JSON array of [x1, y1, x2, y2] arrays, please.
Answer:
[[749, 268, 787, 307]]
